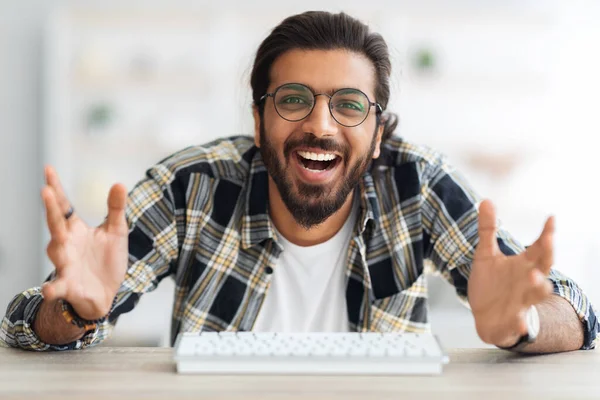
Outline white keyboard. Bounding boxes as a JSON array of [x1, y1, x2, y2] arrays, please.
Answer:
[[174, 332, 449, 375]]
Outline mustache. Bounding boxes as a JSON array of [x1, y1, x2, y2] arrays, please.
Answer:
[[283, 135, 349, 160]]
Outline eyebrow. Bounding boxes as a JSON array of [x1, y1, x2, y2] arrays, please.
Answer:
[[284, 82, 362, 96]]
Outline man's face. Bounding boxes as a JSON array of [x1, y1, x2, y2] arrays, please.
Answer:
[[254, 49, 383, 229]]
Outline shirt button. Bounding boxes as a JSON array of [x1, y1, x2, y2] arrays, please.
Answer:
[[265, 266, 274, 274]]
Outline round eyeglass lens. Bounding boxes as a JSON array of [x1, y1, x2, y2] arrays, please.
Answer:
[[274, 84, 315, 121], [331, 89, 369, 126]]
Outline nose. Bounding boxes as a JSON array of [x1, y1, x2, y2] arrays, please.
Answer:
[[301, 95, 337, 138]]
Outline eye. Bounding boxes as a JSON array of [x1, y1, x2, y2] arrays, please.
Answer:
[[337, 102, 363, 111], [281, 96, 308, 105]]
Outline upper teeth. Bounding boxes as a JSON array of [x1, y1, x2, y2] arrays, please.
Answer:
[[297, 151, 337, 161]]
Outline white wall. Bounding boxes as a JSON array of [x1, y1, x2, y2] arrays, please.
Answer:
[[1, 0, 599, 349], [0, 0, 56, 312]]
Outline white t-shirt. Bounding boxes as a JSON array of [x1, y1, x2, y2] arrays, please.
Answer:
[[252, 199, 358, 332]]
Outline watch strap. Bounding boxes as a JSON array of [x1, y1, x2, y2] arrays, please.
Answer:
[[498, 332, 535, 351], [60, 297, 117, 331]]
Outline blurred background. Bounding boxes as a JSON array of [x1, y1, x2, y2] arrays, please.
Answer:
[[1, 0, 599, 348]]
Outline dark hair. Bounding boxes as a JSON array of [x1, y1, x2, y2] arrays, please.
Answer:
[[250, 11, 399, 141]]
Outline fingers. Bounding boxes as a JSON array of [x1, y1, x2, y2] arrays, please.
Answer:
[[46, 240, 69, 270], [105, 183, 128, 235], [503, 308, 537, 345], [524, 216, 555, 274], [41, 278, 69, 302], [480, 314, 528, 346], [522, 269, 553, 306], [42, 187, 68, 243], [45, 166, 72, 215], [477, 264, 552, 347], [515, 314, 529, 337], [537, 216, 555, 274], [477, 199, 500, 256]]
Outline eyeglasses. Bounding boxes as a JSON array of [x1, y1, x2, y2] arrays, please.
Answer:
[[259, 83, 382, 128]]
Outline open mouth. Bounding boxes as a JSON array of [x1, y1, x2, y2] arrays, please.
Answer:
[[295, 150, 341, 172]]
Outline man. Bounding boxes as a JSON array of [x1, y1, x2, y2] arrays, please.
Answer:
[[1, 11, 597, 352]]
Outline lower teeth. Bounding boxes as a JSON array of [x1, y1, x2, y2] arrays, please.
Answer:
[[297, 153, 337, 172], [302, 165, 326, 172]]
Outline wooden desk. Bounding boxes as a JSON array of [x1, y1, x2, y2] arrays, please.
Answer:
[[0, 347, 598, 399]]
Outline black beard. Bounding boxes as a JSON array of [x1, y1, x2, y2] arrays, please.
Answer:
[[259, 123, 378, 229]]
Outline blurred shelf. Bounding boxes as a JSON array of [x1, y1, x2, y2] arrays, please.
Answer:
[[71, 74, 212, 94]]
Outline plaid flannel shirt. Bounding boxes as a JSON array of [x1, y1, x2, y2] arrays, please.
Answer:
[[2, 135, 598, 351]]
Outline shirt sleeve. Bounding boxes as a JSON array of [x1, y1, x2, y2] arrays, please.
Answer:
[[421, 154, 599, 350], [0, 165, 180, 351]]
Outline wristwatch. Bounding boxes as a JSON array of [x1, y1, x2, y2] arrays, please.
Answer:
[[59, 298, 116, 332], [499, 305, 540, 351]]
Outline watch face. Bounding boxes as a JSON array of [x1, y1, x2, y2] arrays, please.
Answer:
[[527, 305, 540, 339]]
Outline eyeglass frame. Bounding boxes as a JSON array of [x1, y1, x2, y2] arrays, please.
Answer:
[[259, 82, 383, 128]]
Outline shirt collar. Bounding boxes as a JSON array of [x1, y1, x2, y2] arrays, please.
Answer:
[[241, 148, 276, 250], [356, 170, 380, 239]]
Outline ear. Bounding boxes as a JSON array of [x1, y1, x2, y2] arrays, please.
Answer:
[[372, 123, 384, 159], [252, 105, 261, 148]]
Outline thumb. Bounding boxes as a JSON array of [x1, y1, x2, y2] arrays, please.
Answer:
[[524, 216, 555, 273], [41, 279, 68, 302], [477, 199, 500, 256], [105, 183, 128, 235]]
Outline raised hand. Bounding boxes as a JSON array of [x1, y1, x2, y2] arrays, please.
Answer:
[[468, 199, 554, 347], [40, 166, 129, 320]]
